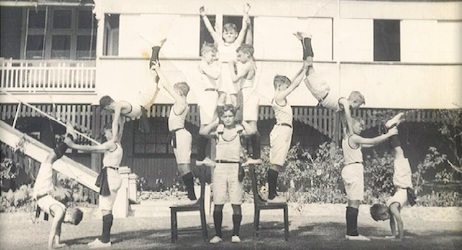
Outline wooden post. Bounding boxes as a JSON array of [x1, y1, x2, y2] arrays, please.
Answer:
[[113, 166, 130, 218], [90, 105, 102, 172]]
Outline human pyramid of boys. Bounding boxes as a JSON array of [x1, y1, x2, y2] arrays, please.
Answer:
[[32, 3, 418, 249]]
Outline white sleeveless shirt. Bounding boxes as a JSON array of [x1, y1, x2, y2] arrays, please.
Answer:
[[342, 136, 363, 164], [272, 99, 293, 126], [103, 142, 123, 167], [168, 105, 189, 131]]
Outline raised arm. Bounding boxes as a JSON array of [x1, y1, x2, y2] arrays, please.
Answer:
[[234, 3, 250, 46], [200, 6, 221, 44], [199, 118, 219, 138], [339, 98, 355, 135], [275, 63, 308, 102], [152, 65, 188, 114], [111, 104, 122, 142], [245, 15, 253, 45], [65, 138, 115, 153], [199, 61, 220, 80]]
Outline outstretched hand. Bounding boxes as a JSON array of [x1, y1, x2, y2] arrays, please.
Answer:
[[244, 3, 251, 13], [199, 6, 206, 16]]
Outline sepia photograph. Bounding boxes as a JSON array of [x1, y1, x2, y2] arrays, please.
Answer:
[[0, 0, 461, 249]]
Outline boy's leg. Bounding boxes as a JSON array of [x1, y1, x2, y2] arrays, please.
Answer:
[[267, 165, 286, 203], [231, 204, 242, 242], [210, 205, 224, 243], [294, 32, 314, 63], [385, 112, 405, 129], [149, 38, 167, 69], [178, 164, 197, 202]]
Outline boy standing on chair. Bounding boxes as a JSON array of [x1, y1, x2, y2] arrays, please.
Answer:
[[200, 105, 255, 244], [341, 117, 397, 241], [151, 63, 197, 204], [65, 123, 124, 248], [229, 44, 261, 166], [267, 62, 309, 203], [34, 123, 83, 250]]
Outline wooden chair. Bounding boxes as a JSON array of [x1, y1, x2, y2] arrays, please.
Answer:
[[248, 165, 289, 241], [170, 166, 208, 243]]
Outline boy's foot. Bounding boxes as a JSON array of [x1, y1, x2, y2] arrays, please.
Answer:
[[88, 238, 112, 248], [65, 122, 77, 140], [293, 31, 312, 40], [242, 158, 263, 166], [345, 235, 371, 241], [231, 235, 241, 243], [196, 157, 216, 167], [209, 236, 223, 244], [267, 195, 287, 203], [385, 112, 405, 128]]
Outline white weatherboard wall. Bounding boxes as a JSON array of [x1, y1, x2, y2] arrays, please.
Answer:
[[436, 21, 462, 64], [334, 19, 373, 62], [401, 20, 438, 63]]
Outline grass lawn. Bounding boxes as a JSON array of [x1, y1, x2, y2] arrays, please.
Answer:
[[1, 204, 461, 250]]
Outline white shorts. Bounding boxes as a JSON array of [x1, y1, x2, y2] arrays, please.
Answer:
[[386, 188, 409, 208], [218, 65, 238, 95], [198, 90, 219, 124], [126, 103, 143, 119], [99, 168, 122, 211], [270, 125, 293, 166], [341, 163, 364, 201], [306, 72, 330, 101], [212, 163, 243, 205], [172, 129, 192, 164], [393, 158, 413, 189], [241, 88, 259, 121], [37, 195, 66, 215]]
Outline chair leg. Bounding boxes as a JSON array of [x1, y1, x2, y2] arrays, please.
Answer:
[[254, 209, 260, 239], [284, 206, 289, 241], [200, 206, 208, 242], [171, 209, 178, 243]]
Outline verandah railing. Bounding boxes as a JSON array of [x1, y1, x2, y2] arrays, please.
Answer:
[[0, 59, 96, 92]]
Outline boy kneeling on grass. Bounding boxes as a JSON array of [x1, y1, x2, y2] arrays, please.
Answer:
[[370, 113, 417, 241], [33, 123, 83, 249]]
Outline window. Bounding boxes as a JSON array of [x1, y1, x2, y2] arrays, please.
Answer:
[[199, 14, 254, 55], [23, 7, 96, 60], [374, 19, 400, 61], [103, 14, 119, 56]]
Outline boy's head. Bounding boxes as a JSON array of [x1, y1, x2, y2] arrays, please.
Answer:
[[351, 117, 365, 135], [273, 75, 291, 90], [236, 44, 254, 63], [174, 82, 190, 97], [218, 104, 236, 126], [222, 23, 238, 43], [102, 123, 114, 141], [201, 42, 218, 63], [348, 91, 365, 109], [99, 96, 115, 110], [64, 207, 83, 225], [370, 203, 390, 221]]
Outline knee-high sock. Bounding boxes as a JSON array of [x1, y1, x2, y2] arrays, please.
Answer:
[[213, 210, 223, 237], [302, 37, 314, 60], [267, 169, 279, 199], [150, 46, 161, 68], [196, 136, 208, 161], [182, 172, 196, 200], [101, 214, 113, 243], [250, 132, 261, 159], [346, 207, 359, 236], [232, 214, 242, 236]]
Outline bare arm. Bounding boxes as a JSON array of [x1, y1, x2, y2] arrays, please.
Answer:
[[199, 119, 219, 138], [65, 139, 115, 153], [245, 16, 253, 45], [350, 127, 398, 147], [200, 6, 221, 44], [389, 203, 404, 240], [111, 104, 122, 142], [275, 63, 308, 103], [240, 120, 256, 136], [153, 65, 188, 115], [339, 98, 354, 135], [229, 61, 252, 83], [199, 61, 220, 80], [234, 4, 250, 46], [48, 205, 65, 249], [116, 117, 125, 142]]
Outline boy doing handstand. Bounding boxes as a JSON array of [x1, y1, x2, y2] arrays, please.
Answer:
[[370, 112, 415, 241], [34, 124, 83, 249]]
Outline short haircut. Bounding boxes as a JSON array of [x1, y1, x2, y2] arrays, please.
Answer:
[[67, 207, 83, 225], [273, 75, 291, 89], [218, 104, 236, 117], [237, 44, 254, 57], [201, 42, 217, 56], [349, 91, 366, 105], [370, 203, 388, 221], [174, 82, 190, 97], [352, 116, 365, 127], [223, 23, 238, 33], [99, 95, 114, 109]]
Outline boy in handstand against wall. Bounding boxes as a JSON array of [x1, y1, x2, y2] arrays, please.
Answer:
[[370, 112, 416, 241], [34, 123, 83, 249], [294, 32, 365, 135]]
